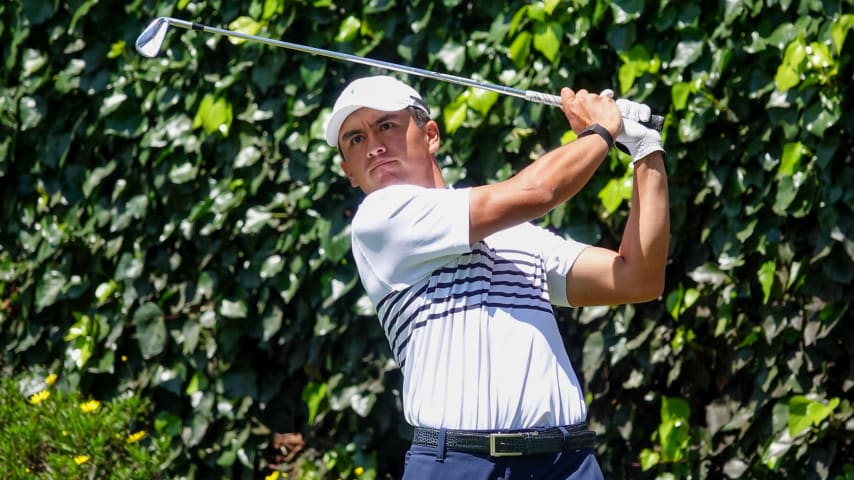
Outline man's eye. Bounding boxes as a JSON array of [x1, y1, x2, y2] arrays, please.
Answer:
[[349, 135, 363, 145], [379, 122, 393, 131]]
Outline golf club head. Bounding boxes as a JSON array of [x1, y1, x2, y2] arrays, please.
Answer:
[[135, 17, 170, 57]]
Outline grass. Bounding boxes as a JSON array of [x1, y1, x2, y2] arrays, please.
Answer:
[[0, 372, 168, 479]]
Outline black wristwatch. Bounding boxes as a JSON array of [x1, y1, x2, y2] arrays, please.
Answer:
[[578, 123, 614, 149]]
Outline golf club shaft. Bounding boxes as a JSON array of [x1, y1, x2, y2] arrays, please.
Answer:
[[140, 17, 664, 131]]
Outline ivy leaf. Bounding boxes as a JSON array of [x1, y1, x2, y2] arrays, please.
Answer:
[[788, 395, 840, 437], [220, 299, 248, 319], [133, 302, 166, 359], [508, 31, 532, 68], [436, 41, 465, 72], [335, 16, 361, 43], [228, 16, 262, 45], [443, 93, 468, 134], [598, 176, 632, 214], [774, 38, 806, 91], [670, 39, 704, 69], [302, 381, 328, 425], [611, 0, 644, 24], [35, 269, 66, 312], [831, 14, 854, 54], [466, 88, 499, 117], [533, 22, 562, 64], [757, 260, 776, 303], [672, 82, 692, 111], [193, 94, 233, 137]]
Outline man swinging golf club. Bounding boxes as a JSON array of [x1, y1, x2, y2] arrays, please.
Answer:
[[325, 75, 669, 479]]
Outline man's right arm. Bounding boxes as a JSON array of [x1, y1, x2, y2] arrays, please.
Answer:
[[468, 88, 623, 244]]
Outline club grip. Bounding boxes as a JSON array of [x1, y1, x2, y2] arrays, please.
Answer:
[[526, 91, 664, 132]]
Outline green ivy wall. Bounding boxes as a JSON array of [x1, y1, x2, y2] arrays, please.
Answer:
[[1, 0, 852, 478]]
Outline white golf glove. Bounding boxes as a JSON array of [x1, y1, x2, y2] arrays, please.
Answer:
[[614, 98, 664, 165]]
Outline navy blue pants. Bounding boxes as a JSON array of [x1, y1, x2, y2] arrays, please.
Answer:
[[401, 444, 604, 480]]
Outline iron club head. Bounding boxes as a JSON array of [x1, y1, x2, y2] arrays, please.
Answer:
[[135, 17, 170, 58]]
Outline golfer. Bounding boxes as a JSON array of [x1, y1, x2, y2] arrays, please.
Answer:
[[324, 75, 669, 479]]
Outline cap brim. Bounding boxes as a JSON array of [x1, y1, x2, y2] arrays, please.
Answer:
[[325, 104, 364, 147]]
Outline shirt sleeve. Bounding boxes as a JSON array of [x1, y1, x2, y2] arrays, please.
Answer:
[[351, 185, 472, 301], [523, 223, 590, 307]]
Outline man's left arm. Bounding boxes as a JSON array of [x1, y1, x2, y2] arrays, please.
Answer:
[[565, 103, 670, 307], [566, 151, 669, 306]]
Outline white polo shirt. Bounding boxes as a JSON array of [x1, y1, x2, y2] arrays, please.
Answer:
[[350, 184, 590, 430]]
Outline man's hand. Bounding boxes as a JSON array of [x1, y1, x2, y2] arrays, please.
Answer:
[[560, 88, 623, 139], [615, 99, 664, 164]]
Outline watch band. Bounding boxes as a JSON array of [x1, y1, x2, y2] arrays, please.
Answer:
[[578, 123, 614, 149]]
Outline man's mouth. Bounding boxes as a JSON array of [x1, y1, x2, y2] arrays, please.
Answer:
[[368, 159, 397, 173]]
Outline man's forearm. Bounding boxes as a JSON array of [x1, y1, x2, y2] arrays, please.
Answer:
[[618, 152, 670, 299], [469, 135, 609, 244]]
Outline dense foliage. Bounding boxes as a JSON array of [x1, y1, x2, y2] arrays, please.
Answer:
[[1, 0, 851, 478], [0, 372, 168, 478]]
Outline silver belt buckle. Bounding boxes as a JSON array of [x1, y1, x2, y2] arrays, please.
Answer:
[[489, 432, 533, 457]]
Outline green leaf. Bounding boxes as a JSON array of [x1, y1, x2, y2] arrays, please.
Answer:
[[639, 448, 660, 471], [598, 176, 632, 214], [618, 62, 637, 95], [508, 32, 532, 68], [661, 396, 691, 422], [21, 48, 47, 77], [831, 14, 854, 54], [336, 16, 361, 43], [35, 269, 66, 313], [611, 0, 644, 24], [443, 94, 468, 134], [220, 299, 248, 319], [787, 395, 839, 437], [302, 381, 328, 425], [466, 88, 499, 117], [228, 16, 263, 45], [533, 22, 562, 64], [672, 82, 692, 111], [526, 1, 546, 22], [659, 396, 692, 462], [436, 41, 466, 72], [193, 94, 233, 137], [133, 303, 166, 359], [19, 96, 44, 131], [670, 39, 704, 69], [774, 38, 806, 92], [758, 260, 776, 303]]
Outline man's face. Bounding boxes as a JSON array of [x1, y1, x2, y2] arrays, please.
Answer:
[[338, 107, 440, 194]]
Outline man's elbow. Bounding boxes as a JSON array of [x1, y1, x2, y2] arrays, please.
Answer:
[[630, 272, 666, 303]]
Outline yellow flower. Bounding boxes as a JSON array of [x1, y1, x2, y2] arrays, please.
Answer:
[[45, 373, 58, 386], [29, 390, 50, 405], [264, 472, 280, 480], [354, 466, 365, 476], [80, 400, 101, 413], [121, 355, 128, 362], [126, 431, 146, 444], [74, 455, 90, 465]]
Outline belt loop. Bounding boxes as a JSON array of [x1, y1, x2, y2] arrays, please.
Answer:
[[558, 426, 571, 451], [435, 428, 447, 462]]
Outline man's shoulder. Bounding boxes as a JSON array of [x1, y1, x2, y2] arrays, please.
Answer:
[[354, 184, 467, 228]]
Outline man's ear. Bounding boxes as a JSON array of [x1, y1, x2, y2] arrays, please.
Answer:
[[340, 159, 359, 188], [425, 120, 441, 154]]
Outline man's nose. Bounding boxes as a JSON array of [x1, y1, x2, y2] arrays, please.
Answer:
[[366, 134, 387, 158]]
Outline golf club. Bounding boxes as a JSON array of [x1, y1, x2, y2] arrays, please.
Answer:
[[135, 17, 664, 131]]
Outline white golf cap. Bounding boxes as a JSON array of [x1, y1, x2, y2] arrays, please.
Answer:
[[324, 75, 429, 147]]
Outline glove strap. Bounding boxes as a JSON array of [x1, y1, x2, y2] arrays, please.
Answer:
[[578, 123, 614, 150]]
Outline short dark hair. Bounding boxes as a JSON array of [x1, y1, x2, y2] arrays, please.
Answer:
[[408, 106, 431, 126]]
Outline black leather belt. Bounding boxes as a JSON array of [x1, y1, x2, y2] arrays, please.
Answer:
[[412, 423, 596, 457]]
